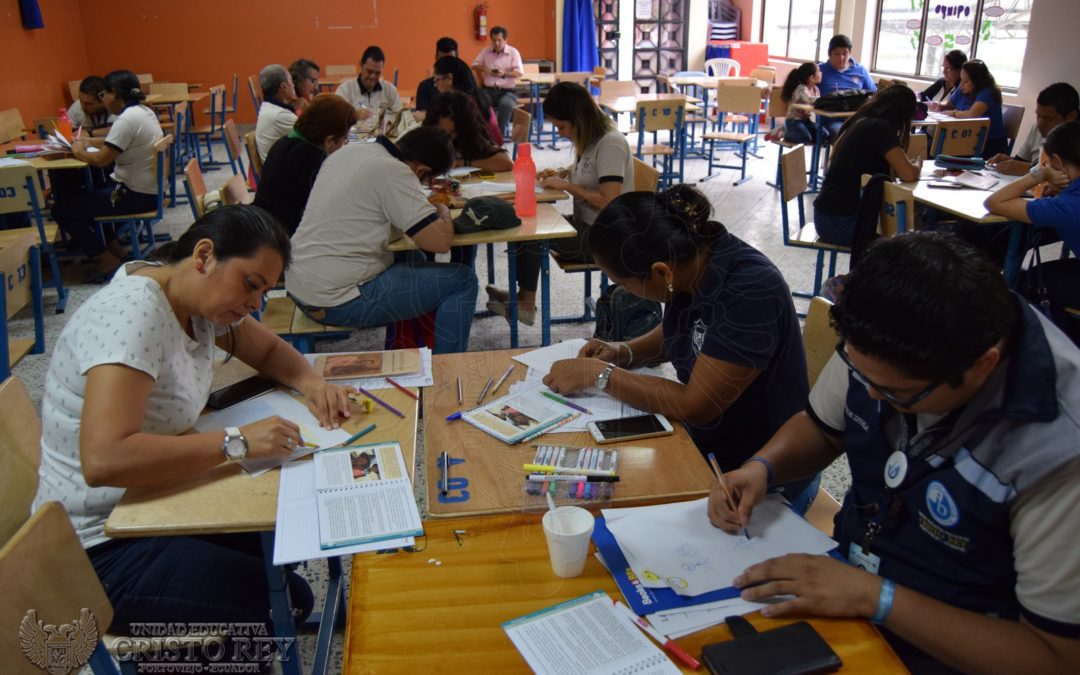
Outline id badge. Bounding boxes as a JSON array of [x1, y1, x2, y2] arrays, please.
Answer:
[[848, 542, 881, 574]]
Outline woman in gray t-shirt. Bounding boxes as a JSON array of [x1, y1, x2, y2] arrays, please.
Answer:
[[486, 82, 634, 325]]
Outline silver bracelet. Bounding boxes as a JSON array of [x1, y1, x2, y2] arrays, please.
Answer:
[[621, 342, 634, 368]]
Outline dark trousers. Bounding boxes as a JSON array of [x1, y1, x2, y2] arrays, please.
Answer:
[[89, 533, 313, 669], [52, 182, 157, 257], [512, 214, 591, 293]]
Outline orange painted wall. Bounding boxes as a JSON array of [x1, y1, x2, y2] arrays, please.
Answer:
[[0, 0, 91, 123], [78, 0, 557, 124]]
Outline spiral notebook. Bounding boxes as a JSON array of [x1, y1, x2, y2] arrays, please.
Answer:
[[503, 591, 680, 675], [311, 441, 423, 550]]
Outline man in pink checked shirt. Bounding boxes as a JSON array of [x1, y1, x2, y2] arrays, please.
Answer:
[[473, 25, 523, 135]]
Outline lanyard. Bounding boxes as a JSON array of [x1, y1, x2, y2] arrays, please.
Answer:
[[859, 409, 963, 552]]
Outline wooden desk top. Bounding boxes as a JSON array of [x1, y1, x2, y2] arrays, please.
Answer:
[[453, 169, 569, 207], [104, 360, 420, 538], [422, 349, 711, 518], [598, 92, 690, 114], [668, 75, 767, 89], [520, 71, 594, 84], [343, 513, 906, 674], [790, 103, 858, 119], [149, 91, 208, 105], [386, 203, 576, 252]]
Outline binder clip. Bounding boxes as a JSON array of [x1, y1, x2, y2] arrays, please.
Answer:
[[436, 452, 469, 503]]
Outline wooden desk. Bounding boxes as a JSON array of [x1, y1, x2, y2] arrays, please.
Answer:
[[343, 514, 907, 674], [104, 378, 420, 538], [450, 169, 569, 207], [597, 92, 691, 115], [423, 349, 712, 518], [388, 204, 575, 347], [0, 232, 45, 378]]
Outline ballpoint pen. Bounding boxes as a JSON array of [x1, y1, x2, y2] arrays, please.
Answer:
[[457, 377, 463, 404], [441, 451, 450, 495]]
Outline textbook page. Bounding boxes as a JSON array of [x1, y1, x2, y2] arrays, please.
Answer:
[[313, 442, 423, 549], [503, 591, 679, 675], [273, 459, 413, 565]]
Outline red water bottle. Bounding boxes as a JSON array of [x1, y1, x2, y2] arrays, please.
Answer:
[[56, 108, 74, 141], [514, 142, 537, 217]]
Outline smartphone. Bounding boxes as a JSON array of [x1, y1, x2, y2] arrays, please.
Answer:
[[927, 181, 964, 190], [587, 413, 674, 444], [206, 375, 277, 410]]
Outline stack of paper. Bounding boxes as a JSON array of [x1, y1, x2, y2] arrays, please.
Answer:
[[594, 496, 837, 637]]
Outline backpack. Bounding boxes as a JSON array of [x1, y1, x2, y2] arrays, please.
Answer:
[[815, 88, 872, 112], [593, 284, 663, 343]]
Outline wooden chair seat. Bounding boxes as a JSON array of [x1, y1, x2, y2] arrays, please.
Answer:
[[262, 294, 351, 335], [805, 486, 842, 533], [703, 131, 756, 143], [637, 144, 675, 156], [788, 221, 849, 251], [188, 124, 217, 135]]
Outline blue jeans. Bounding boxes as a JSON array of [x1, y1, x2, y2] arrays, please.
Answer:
[[813, 207, 857, 247], [315, 253, 478, 354], [781, 473, 822, 516], [784, 119, 816, 144]]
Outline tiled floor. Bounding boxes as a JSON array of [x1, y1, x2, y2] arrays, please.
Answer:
[[20, 132, 852, 674]]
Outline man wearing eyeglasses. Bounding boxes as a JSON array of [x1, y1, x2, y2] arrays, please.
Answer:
[[708, 232, 1080, 673]]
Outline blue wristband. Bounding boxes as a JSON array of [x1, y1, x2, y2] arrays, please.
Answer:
[[871, 578, 895, 624], [742, 456, 774, 487]]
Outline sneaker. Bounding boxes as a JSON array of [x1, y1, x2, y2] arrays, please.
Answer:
[[485, 284, 510, 303], [486, 299, 536, 326]]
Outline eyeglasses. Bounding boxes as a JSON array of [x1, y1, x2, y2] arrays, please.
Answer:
[[834, 339, 943, 409], [433, 73, 450, 82]]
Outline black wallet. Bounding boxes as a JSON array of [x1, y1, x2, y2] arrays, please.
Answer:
[[702, 616, 842, 675]]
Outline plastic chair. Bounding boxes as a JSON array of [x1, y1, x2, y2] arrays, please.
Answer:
[[778, 144, 849, 308], [94, 135, 173, 260], [633, 99, 686, 188], [704, 58, 740, 77], [0, 165, 68, 312], [1002, 104, 1025, 154], [930, 118, 990, 157], [702, 85, 762, 185]]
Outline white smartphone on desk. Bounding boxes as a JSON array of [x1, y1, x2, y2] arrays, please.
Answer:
[[587, 413, 674, 444]]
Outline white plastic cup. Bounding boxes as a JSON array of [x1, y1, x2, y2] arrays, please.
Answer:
[[542, 506, 595, 578]]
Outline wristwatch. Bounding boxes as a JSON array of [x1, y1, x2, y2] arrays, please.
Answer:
[[595, 362, 616, 392], [223, 426, 248, 462]]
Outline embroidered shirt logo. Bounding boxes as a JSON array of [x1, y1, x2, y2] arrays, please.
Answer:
[[20, 608, 98, 675], [925, 480, 960, 527], [692, 318, 707, 354]]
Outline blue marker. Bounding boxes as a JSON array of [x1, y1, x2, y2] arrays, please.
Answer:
[[446, 411, 462, 421]]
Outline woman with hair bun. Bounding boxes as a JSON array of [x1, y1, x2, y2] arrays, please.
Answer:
[[543, 186, 819, 512], [57, 69, 164, 279]]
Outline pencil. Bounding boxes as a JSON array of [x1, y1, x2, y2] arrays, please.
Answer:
[[338, 423, 377, 447], [476, 376, 494, 404], [457, 377, 462, 404], [491, 364, 515, 395], [707, 452, 750, 539], [356, 386, 405, 418], [385, 376, 419, 400]]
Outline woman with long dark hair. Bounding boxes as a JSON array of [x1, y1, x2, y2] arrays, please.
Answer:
[[812, 85, 922, 246], [930, 59, 1008, 158], [543, 185, 819, 512], [485, 82, 633, 326], [432, 56, 504, 145], [423, 91, 511, 171], [59, 70, 163, 279]]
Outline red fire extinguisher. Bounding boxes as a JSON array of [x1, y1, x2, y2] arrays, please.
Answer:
[[474, 3, 488, 41]]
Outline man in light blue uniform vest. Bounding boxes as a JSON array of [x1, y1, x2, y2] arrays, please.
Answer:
[[707, 232, 1080, 673]]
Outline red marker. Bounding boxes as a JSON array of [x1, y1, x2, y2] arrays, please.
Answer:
[[613, 600, 701, 670]]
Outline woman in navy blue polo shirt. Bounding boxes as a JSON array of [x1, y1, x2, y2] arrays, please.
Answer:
[[543, 185, 819, 512], [930, 59, 1008, 158]]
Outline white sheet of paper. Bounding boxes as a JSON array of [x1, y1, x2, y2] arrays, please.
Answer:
[[273, 460, 413, 565], [0, 158, 31, 167], [459, 181, 542, 199], [303, 348, 434, 391], [512, 338, 589, 373], [193, 390, 352, 476], [603, 496, 837, 597], [447, 166, 482, 177]]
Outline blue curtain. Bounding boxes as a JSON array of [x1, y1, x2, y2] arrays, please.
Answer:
[[19, 0, 45, 29], [563, 0, 599, 73]]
